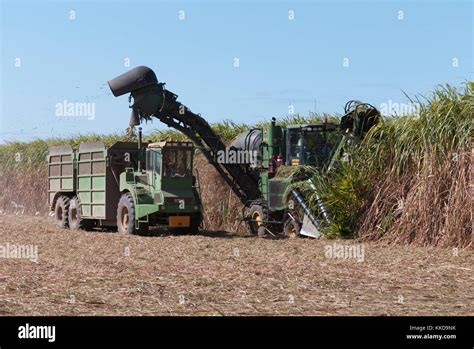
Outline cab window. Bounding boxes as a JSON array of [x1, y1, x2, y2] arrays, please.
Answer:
[[287, 129, 339, 167], [146, 149, 161, 173], [163, 148, 192, 177]]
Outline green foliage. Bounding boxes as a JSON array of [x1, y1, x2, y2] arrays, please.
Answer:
[[361, 84, 472, 176], [298, 83, 473, 238]]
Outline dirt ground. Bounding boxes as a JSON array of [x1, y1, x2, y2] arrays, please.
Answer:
[[0, 214, 472, 316]]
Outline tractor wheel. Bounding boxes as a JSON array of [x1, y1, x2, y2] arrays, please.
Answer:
[[68, 196, 94, 231], [283, 217, 301, 238], [248, 205, 264, 235], [117, 193, 138, 234], [54, 195, 70, 229]]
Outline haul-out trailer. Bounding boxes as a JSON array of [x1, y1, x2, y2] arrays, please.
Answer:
[[105, 66, 379, 238], [48, 138, 202, 234]]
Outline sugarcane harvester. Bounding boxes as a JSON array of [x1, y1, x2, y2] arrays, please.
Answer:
[[108, 66, 379, 238]]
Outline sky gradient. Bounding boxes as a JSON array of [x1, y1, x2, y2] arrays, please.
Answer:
[[1, 0, 472, 142]]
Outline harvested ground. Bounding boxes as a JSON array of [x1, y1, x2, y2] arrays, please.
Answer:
[[0, 214, 472, 316]]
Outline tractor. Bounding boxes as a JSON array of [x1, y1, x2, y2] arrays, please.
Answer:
[[48, 133, 202, 234]]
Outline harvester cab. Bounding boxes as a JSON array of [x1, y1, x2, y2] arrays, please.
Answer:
[[285, 123, 339, 167], [143, 141, 196, 209]]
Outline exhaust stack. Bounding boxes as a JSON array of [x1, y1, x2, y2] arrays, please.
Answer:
[[137, 127, 143, 170]]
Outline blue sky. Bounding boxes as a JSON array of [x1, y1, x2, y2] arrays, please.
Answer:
[[1, 0, 472, 142]]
